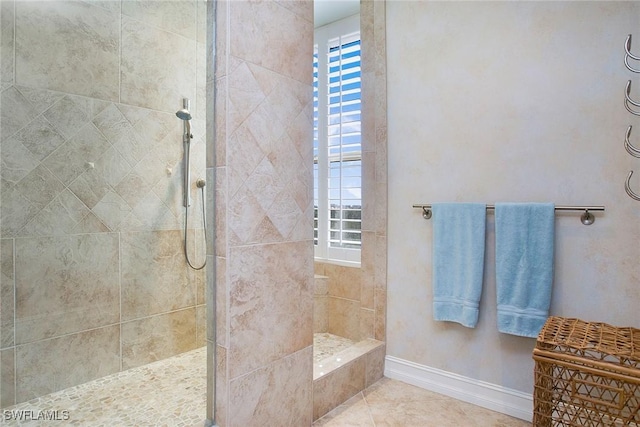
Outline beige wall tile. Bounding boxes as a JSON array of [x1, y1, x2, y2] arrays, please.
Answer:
[[314, 295, 329, 334], [326, 264, 361, 301], [360, 233, 375, 310], [228, 240, 313, 378], [21, 189, 90, 237], [0, 86, 37, 144], [68, 147, 131, 209], [328, 297, 360, 342], [121, 308, 198, 370], [213, 80, 227, 167], [360, 308, 374, 340], [214, 344, 228, 427], [15, 234, 119, 344], [43, 94, 108, 141], [228, 1, 312, 84], [122, 0, 197, 40], [0, 181, 42, 237], [93, 103, 147, 169], [15, 164, 64, 213], [215, 256, 227, 346], [314, 275, 329, 295], [196, 41, 207, 120], [15, 1, 119, 101], [206, 340, 215, 421], [313, 357, 365, 421], [365, 344, 385, 388], [43, 123, 111, 186], [214, 167, 227, 254], [1, 112, 68, 188], [0, 0, 14, 91], [121, 16, 196, 113], [72, 212, 109, 234], [196, 305, 206, 347], [0, 348, 16, 408], [0, 135, 40, 185], [229, 347, 313, 426], [374, 288, 386, 342], [15, 325, 120, 403], [9, 115, 66, 163], [314, 262, 326, 275], [15, 86, 66, 117], [194, 235, 206, 303], [206, 168, 215, 256], [121, 230, 196, 320], [1, 239, 14, 349], [91, 190, 133, 232]]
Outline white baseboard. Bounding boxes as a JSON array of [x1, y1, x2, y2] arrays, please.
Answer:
[[384, 356, 533, 422]]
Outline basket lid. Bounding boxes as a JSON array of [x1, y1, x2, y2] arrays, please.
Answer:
[[537, 316, 640, 364]]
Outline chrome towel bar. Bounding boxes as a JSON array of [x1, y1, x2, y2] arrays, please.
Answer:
[[412, 204, 605, 225]]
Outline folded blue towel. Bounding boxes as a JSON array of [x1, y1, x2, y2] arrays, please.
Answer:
[[432, 203, 487, 328], [495, 203, 555, 338]]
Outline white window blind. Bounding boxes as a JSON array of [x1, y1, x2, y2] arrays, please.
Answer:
[[314, 14, 361, 265]]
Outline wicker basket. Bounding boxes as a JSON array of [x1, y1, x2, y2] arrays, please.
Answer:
[[533, 317, 640, 426]]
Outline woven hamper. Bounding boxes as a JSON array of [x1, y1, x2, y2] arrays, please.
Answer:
[[533, 317, 640, 426]]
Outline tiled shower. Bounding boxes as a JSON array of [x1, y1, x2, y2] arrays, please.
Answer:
[[0, 0, 208, 407]]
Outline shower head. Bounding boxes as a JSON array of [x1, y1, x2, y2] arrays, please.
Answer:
[[175, 108, 192, 138], [175, 108, 192, 121]]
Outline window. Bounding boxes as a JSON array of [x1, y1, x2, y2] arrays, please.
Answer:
[[314, 14, 361, 265]]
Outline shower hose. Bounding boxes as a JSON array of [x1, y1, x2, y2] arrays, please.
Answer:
[[184, 183, 206, 270]]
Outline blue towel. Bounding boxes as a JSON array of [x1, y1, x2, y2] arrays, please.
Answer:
[[432, 203, 487, 328], [495, 203, 555, 338]]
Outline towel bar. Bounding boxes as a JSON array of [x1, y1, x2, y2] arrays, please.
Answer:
[[412, 204, 605, 225]]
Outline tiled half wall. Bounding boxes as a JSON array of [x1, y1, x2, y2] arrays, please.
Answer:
[[0, 0, 207, 407]]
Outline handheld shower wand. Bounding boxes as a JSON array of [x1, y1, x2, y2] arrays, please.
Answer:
[[176, 99, 193, 207], [175, 98, 206, 270]]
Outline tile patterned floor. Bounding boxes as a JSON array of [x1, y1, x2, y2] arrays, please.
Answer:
[[2, 347, 207, 427], [313, 377, 533, 427]]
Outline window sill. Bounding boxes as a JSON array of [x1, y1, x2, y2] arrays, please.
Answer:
[[314, 256, 361, 268]]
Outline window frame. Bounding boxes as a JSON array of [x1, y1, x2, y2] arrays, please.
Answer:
[[314, 13, 362, 266]]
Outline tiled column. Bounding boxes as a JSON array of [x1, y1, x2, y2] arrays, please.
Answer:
[[360, 0, 388, 344], [212, 1, 314, 425]]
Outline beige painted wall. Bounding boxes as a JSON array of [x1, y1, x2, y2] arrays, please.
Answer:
[[386, 1, 640, 394]]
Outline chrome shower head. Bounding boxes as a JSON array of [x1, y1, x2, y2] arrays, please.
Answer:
[[175, 108, 192, 137], [175, 108, 192, 121]]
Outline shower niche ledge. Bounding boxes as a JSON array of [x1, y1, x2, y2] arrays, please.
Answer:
[[312, 337, 385, 421], [312, 272, 385, 421], [314, 338, 384, 380]]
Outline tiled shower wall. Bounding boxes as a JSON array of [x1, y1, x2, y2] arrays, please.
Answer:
[[212, 0, 315, 425], [313, 262, 368, 341], [0, 1, 207, 407]]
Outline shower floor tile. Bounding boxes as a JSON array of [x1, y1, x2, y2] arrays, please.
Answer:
[[2, 347, 207, 427], [313, 332, 355, 364]]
